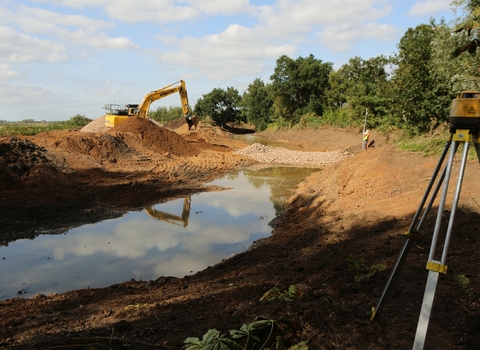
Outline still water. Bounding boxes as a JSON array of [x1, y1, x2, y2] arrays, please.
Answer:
[[0, 166, 316, 300]]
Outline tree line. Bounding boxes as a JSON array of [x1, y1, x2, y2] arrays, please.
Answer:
[[191, 1, 480, 135]]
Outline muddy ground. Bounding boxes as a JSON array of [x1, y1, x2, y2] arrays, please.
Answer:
[[1, 118, 480, 349]]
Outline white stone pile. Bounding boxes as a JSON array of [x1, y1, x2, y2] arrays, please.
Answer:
[[235, 143, 352, 167], [80, 115, 109, 133]]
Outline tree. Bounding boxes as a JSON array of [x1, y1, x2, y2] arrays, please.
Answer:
[[270, 55, 333, 124], [451, 0, 480, 56], [149, 106, 183, 123], [194, 87, 243, 128], [69, 114, 92, 127], [390, 23, 451, 132], [240, 78, 273, 131], [326, 56, 391, 126], [440, 1, 480, 91]]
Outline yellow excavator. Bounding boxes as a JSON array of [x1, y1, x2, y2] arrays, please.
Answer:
[[144, 196, 191, 227], [104, 80, 197, 128]]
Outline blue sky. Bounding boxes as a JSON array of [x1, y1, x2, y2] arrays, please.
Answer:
[[0, 0, 455, 122]]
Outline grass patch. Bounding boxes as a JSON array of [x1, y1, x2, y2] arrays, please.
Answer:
[[397, 128, 480, 161], [0, 122, 80, 136]]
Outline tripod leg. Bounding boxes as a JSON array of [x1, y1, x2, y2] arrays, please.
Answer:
[[413, 139, 470, 350], [370, 135, 453, 322]]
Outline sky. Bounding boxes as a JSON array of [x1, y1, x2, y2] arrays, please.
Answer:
[[0, 0, 457, 122]]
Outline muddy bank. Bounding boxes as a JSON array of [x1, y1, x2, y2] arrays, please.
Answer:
[[1, 122, 480, 349]]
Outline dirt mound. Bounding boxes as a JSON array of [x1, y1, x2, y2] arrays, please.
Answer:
[[164, 117, 187, 130], [31, 130, 139, 164], [109, 116, 198, 157], [176, 122, 249, 152], [0, 137, 72, 184]]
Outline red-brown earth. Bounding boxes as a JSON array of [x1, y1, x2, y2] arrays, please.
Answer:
[[1, 118, 480, 349]]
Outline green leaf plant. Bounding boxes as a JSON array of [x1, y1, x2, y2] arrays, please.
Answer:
[[346, 255, 387, 282], [183, 314, 306, 350]]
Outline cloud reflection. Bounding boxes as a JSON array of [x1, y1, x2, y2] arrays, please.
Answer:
[[0, 168, 308, 299]]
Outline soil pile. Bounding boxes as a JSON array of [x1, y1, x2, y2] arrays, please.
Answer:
[[109, 116, 198, 157], [0, 137, 72, 189], [31, 130, 139, 164], [0, 137, 71, 176], [164, 117, 187, 130]]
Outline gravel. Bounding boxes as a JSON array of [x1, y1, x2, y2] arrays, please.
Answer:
[[235, 143, 353, 167], [80, 115, 109, 133]]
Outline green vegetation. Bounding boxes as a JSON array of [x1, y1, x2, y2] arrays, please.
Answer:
[[0, 115, 92, 136], [183, 287, 307, 349], [148, 106, 184, 123], [450, 274, 478, 300], [347, 255, 387, 282], [259, 285, 303, 302], [183, 314, 307, 350]]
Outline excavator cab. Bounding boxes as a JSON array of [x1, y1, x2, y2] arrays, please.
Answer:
[[104, 104, 131, 127]]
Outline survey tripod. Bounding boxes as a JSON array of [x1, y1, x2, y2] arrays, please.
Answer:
[[369, 91, 480, 350]]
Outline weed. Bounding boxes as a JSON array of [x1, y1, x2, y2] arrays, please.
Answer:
[[346, 255, 386, 282], [183, 314, 307, 350], [260, 285, 303, 302], [451, 274, 476, 297]]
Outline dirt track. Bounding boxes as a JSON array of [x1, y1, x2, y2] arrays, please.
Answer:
[[1, 118, 480, 349]]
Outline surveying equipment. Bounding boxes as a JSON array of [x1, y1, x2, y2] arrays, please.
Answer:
[[370, 91, 480, 350]]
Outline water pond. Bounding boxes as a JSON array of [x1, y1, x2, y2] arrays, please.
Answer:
[[0, 166, 317, 300]]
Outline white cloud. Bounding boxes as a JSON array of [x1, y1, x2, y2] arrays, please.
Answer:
[[33, 0, 255, 21], [0, 83, 55, 107], [17, 4, 113, 32], [184, 0, 255, 16], [160, 25, 296, 80], [103, 0, 200, 23], [157, 0, 399, 77], [319, 21, 398, 52], [0, 64, 19, 79], [30, 0, 102, 9], [0, 26, 67, 63], [409, 0, 450, 17], [156, 34, 178, 46], [1, 4, 137, 51]]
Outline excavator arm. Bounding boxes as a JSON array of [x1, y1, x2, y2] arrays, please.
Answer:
[[144, 196, 191, 227], [136, 80, 191, 118]]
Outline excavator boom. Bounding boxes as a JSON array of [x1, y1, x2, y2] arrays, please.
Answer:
[[136, 80, 190, 118]]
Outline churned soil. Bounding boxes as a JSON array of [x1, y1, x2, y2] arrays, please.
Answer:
[[1, 118, 480, 350]]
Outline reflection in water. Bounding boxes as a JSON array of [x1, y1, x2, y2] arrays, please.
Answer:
[[243, 167, 316, 216], [0, 167, 316, 300], [145, 196, 191, 227]]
